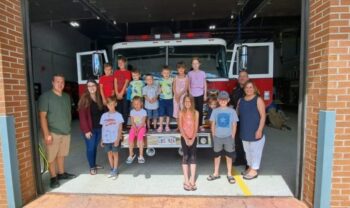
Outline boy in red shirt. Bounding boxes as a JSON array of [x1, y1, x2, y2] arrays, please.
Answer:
[[99, 63, 114, 105], [114, 56, 132, 126]]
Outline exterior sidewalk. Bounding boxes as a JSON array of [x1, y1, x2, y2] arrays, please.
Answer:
[[25, 193, 308, 208]]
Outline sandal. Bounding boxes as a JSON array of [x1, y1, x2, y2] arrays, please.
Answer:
[[95, 165, 104, 169], [165, 126, 171, 132], [207, 174, 220, 181], [227, 175, 236, 184], [157, 126, 163, 133], [243, 174, 258, 180], [90, 168, 97, 175], [190, 183, 197, 191], [183, 183, 191, 191]]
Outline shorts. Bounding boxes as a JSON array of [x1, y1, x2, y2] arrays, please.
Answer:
[[129, 126, 146, 143], [46, 133, 71, 163], [146, 109, 158, 119], [213, 136, 235, 158], [158, 99, 173, 117], [103, 143, 121, 153]]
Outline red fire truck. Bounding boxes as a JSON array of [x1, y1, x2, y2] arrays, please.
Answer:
[[76, 33, 274, 156]]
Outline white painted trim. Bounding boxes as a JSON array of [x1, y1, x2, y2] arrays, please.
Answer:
[[228, 42, 274, 79], [207, 78, 230, 82], [112, 38, 227, 50]]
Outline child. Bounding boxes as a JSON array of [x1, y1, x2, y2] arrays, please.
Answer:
[[129, 69, 144, 101], [178, 95, 199, 191], [143, 74, 159, 131], [206, 97, 218, 122], [207, 91, 238, 184], [157, 66, 174, 132], [114, 56, 132, 125], [99, 63, 115, 105], [126, 96, 147, 164], [99, 96, 124, 179], [188, 57, 207, 132], [173, 62, 189, 129]]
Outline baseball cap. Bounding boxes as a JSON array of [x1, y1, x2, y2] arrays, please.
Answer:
[[217, 91, 230, 100]]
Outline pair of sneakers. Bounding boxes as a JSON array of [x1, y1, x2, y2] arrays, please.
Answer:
[[126, 154, 145, 164], [107, 168, 118, 180]]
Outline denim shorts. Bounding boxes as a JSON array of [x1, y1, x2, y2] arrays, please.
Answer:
[[146, 109, 158, 119], [103, 143, 120, 153], [158, 99, 173, 117]]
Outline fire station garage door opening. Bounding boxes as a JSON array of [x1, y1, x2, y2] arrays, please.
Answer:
[[28, 0, 302, 197]]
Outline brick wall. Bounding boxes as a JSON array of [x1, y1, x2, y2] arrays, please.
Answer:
[[0, 0, 37, 207], [304, 0, 350, 207]]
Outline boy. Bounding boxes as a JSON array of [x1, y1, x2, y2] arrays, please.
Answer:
[[114, 56, 131, 126], [128, 69, 144, 100], [157, 66, 174, 132], [99, 63, 114, 105], [207, 91, 238, 184], [100, 96, 124, 179], [142, 74, 159, 131]]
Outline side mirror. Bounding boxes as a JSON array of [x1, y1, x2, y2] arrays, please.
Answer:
[[238, 45, 248, 71], [92, 53, 103, 77]]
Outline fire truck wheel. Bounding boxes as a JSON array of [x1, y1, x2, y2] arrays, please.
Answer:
[[146, 148, 156, 157]]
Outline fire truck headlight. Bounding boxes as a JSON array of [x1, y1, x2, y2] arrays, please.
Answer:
[[264, 91, 270, 100]]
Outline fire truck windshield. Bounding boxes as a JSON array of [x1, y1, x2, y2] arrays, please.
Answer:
[[113, 45, 227, 79]]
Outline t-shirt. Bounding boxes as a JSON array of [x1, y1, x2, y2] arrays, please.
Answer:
[[90, 101, 104, 129], [142, 84, 159, 110], [210, 107, 239, 138], [114, 69, 132, 93], [188, 70, 206, 97], [100, 112, 124, 143], [129, 80, 144, 99], [159, 77, 173, 99], [130, 109, 147, 127], [99, 75, 114, 98], [38, 90, 72, 135]]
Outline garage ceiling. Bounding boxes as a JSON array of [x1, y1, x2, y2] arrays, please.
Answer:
[[29, 0, 301, 45]]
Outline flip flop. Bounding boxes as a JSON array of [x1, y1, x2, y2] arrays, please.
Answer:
[[227, 175, 236, 184], [190, 183, 197, 191], [207, 174, 220, 181], [89, 168, 97, 175], [183, 183, 191, 191], [95, 165, 104, 169], [243, 174, 258, 180]]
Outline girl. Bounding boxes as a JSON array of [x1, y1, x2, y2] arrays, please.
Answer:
[[126, 96, 147, 164], [78, 79, 104, 175], [237, 80, 266, 180], [188, 57, 207, 132], [173, 62, 189, 130], [178, 95, 199, 191], [114, 56, 132, 126]]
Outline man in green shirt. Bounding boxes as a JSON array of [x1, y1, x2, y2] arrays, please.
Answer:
[[39, 74, 76, 188]]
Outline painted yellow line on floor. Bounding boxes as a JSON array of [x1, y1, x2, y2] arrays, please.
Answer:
[[232, 167, 253, 196]]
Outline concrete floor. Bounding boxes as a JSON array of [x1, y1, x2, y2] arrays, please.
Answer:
[[42, 110, 298, 197]]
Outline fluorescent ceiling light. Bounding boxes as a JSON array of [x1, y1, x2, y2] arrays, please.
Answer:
[[209, 25, 216, 30], [69, 21, 80, 27]]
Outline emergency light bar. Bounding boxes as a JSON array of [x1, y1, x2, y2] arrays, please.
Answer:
[[126, 32, 211, 42]]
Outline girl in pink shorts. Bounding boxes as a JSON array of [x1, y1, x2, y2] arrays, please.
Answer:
[[126, 96, 147, 164]]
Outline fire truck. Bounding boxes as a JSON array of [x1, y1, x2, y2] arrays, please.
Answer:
[[76, 33, 273, 156]]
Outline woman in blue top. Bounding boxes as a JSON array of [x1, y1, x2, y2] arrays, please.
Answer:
[[237, 80, 266, 180]]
